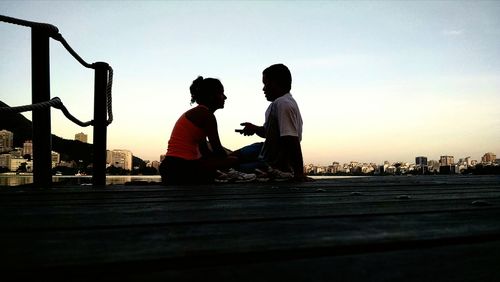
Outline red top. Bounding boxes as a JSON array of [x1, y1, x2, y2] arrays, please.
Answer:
[[166, 106, 207, 160]]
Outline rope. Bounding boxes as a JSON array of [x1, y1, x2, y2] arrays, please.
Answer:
[[0, 97, 94, 127], [0, 97, 61, 113], [52, 33, 94, 69], [1, 15, 97, 70], [106, 67, 114, 125], [0, 14, 59, 35], [1, 14, 114, 126], [53, 99, 94, 127]]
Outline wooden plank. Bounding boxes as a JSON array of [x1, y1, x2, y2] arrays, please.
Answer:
[[1, 178, 499, 230], [1, 186, 499, 208], [1, 191, 499, 230], [1, 176, 499, 281], [2, 175, 499, 192], [2, 182, 500, 201], [5, 240, 500, 281], [109, 240, 500, 282], [1, 178, 499, 207], [2, 208, 500, 269]]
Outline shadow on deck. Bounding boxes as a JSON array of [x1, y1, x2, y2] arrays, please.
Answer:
[[1, 175, 499, 281]]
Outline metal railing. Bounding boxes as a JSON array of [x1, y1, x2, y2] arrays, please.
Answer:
[[0, 15, 113, 186]]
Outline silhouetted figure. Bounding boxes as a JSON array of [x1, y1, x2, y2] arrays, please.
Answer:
[[234, 64, 309, 181], [160, 77, 254, 184]]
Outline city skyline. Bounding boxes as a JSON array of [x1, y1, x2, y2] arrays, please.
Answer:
[[3, 128, 497, 169], [3, 126, 498, 166], [307, 152, 497, 167], [0, 129, 136, 172], [1, 127, 497, 174], [1, 1, 499, 165]]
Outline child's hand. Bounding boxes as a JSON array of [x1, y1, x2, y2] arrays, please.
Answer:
[[236, 122, 258, 136]]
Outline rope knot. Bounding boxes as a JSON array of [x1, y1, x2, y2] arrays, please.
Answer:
[[50, 97, 63, 109]]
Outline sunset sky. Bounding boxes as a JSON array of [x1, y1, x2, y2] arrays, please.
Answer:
[[1, 1, 499, 165]]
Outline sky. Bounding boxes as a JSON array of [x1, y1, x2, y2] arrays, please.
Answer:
[[1, 0, 499, 165]]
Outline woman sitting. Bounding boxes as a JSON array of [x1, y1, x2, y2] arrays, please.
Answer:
[[159, 76, 255, 184]]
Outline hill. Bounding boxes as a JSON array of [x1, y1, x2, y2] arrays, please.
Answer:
[[0, 100, 145, 168]]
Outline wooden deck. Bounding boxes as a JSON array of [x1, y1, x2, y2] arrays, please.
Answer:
[[1, 175, 499, 281]]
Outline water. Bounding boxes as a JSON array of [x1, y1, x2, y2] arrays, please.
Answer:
[[0, 174, 162, 186], [0, 174, 368, 186]]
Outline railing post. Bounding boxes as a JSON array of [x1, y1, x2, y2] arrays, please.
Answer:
[[31, 28, 52, 187], [92, 62, 109, 186]]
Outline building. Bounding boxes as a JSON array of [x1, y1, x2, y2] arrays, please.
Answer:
[[464, 156, 472, 167], [439, 165, 456, 174], [0, 154, 11, 168], [51, 151, 60, 168], [150, 161, 160, 171], [385, 165, 396, 174], [428, 160, 440, 173], [23, 140, 33, 157], [304, 164, 317, 174], [415, 156, 428, 174], [481, 152, 496, 164], [10, 148, 23, 158], [75, 132, 88, 143], [440, 156, 454, 166], [416, 156, 428, 166], [108, 149, 133, 171], [361, 165, 375, 174], [0, 130, 14, 153], [106, 150, 113, 166], [439, 156, 455, 174], [58, 160, 77, 168], [327, 162, 340, 174], [9, 157, 30, 172]]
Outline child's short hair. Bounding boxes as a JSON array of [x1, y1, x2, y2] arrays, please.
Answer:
[[263, 64, 292, 92]]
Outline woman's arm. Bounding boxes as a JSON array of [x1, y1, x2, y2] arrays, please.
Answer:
[[198, 139, 212, 157], [204, 113, 227, 158], [186, 107, 227, 158]]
